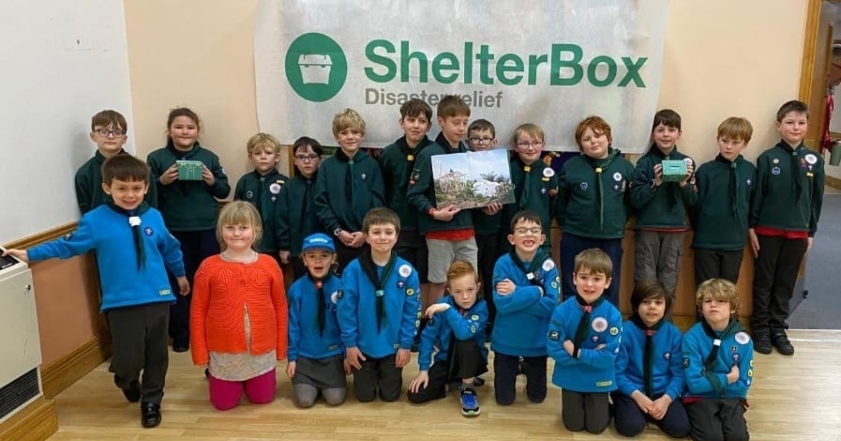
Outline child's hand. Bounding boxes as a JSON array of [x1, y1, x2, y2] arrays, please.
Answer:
[[481, 202, 502, 215], [279, 250, 291, 264], [679, 162, 695, 187], [201, 166, 215, 186], [425, 303, 450, 317], [727, 365, 740, 384], [176, 276, 190, 296], [395, 348, 410, 368], [748, 228, 760, 258], [337, 230, 353, 247], [408, 371, 430, 393], [159, 164, 179, 185], [432, 205, 460, 222], [649, 395, 672, 420], [285, 361, 296, 378], [595, 344, 606, 350], [346, 347, 366, 370], [563, 339, 575, 356], [631, 391, 654, 414], [2, 249, 28, 263], [653, 163, 663, 187], [349, 231, 366, 248], [343, 358, 351, 376], [495, 279, 515, 295]]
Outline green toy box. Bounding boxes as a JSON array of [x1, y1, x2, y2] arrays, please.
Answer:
[[660, 159, 689, 182], [176, 160, 204, 181]]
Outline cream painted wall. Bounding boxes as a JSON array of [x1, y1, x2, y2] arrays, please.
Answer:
[[124, 0, 807, 186]]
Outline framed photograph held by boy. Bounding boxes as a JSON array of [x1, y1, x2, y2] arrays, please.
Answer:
[[431, 149, 515, 209]]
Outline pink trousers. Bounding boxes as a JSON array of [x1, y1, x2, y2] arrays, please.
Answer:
[[208, 368, 277, 410]]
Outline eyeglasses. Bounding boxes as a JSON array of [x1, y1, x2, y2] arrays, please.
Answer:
[[514, 227, 543, 236], [295, 154, 319, 162], [516, 141, 544, 149], [96, 129, 125, 137], [468, 137, 494, 145]]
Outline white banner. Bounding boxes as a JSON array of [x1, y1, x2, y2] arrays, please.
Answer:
[[255, 0, 668, 153]]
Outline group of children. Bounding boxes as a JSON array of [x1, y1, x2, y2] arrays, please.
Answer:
[[0, 95, 823, 440]]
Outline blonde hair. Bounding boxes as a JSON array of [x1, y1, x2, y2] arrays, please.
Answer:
[[513, 123, 545, 146], [446, 260, 479, 284], [332, 108, 366, 137], [696, 279, 741, 317], [573, 248, 613, 278], [216, 201, 263, 249], [717, 117, 753, 142], [246, 133, 281, 155]]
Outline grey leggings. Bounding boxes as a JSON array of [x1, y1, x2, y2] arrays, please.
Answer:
[[293, 383, 346, 408]]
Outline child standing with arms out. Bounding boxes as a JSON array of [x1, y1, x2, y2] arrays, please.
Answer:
[[682, 279, 753, 441], [749, 100, 824, 356], [315, 108, 386, 275], [630, 109, 697, 306], [379, 99, 434, 284], [190, 201, 287, 411], [278, 136, 325, 281], [547, 248, 622, 434], [466, 119, 503, 339], [234, 133, 289, 265], [286, 233, 348, 408], [407, 260, 488, 416], [690, 117, 756, 286], [492, 210, 559, 405], [556, 116, 634, 305], [147, 107, 230, 352], [501, 124, 558, 256], [407, 95, 477, 317], [5, 155, 189, 428], [75, 109, 157, 213], [338, 208, 421, 402], [613, 278, 690, 438]]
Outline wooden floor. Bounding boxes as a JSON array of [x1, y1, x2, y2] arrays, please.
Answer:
[[47, 329, 841, 441]]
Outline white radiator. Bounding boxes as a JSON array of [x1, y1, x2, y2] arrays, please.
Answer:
[[0, 250, 43, 424]]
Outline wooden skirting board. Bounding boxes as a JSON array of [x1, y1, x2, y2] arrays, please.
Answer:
[[0, 397, 58, 441], [825, 174, 841, 190], [41, 331, 112, 399]]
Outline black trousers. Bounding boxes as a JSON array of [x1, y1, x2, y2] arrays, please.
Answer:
[[493, 352, 547, 405], [351, 353, 403, 402], [169, 229, 219, 344], [407, 339, 488, 404], [685, 398, 749, 441], [334, 240, 368, 277], [694, 248, 744, 286], [612, 392, 692, 438], [107, 302, 170, 404], [561, 390, 611, 434], [475, 233, 500, 326], [395, 229, 429, 284], [750, 235, 807, 333]]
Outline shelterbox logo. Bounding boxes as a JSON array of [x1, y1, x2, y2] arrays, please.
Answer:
[[285, 33, 348, 102]]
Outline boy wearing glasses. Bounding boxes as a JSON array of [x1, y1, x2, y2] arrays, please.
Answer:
[[278, 137, 326, 280], [75, 109, 157, 213], [500, 124, 558, 254], [234, 133, 290, 265], [490, 210, 559, 405]]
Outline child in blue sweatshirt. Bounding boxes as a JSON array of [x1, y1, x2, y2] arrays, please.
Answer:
[[286, 233, 348, 408], [547, 248, 622, 434], [491, 210, 559, 405], [4, 155, 188, 429], [682, 279, 754, 441], [613, 278, 691, 438], [407, 260, 488, 416], [337, 208, 422, 402]]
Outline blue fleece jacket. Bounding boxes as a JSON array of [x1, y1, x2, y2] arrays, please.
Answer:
[[615, 319, 685, 400], [287, 274, 344, 362], [682, 322, 754, 399], [491, 252, 560, 357], [337, 255, 421, 358], [27, 205, 184, 311], [547, 297, 622, 393], [417, 296, 488, 372]]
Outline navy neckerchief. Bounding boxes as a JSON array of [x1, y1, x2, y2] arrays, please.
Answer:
[[307, 272, 334, 336], [630, 313, 665, 398], [572, 294, 605, 357], [584, 148, 618, 230], [714, 154, 744, 218], [774, 141, 804, 203], [359, 249, 398, 332], [509, 249, 548, 286], [700, 317, 744, 396], [106, 201, 151, 269]]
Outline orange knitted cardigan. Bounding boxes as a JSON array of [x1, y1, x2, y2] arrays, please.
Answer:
[[190, 254, 288, 366]]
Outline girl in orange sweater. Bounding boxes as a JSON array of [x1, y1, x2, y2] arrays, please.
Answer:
[[190, 201, 288, 410]]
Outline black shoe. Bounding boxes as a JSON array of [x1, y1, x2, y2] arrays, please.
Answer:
[[204, 368, 210, 379], [172, 339, 189, 353], [473, 376, 486, 387], [121, 381, 141, 403], [140, 402, 161, 428], [753, 332, 772, 355], [772, 332, 795, 356]]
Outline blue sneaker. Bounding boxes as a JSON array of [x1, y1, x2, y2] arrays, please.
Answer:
[[460, 387, 480, 417]]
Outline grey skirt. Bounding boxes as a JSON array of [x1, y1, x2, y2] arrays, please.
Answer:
[[292, 354, 347, 389]]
